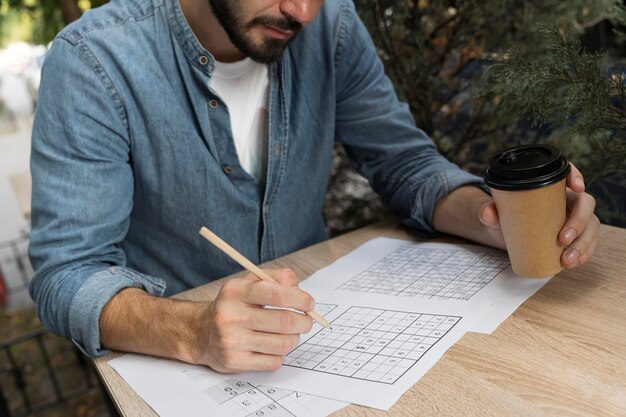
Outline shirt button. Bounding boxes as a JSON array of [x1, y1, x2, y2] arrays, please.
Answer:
[[209, 99, 219, 109], [198, 55, 209, 65], [223, 166, 233, 174]]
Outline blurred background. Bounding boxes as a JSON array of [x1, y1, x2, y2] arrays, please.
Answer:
[[0, 0, 624, 416]]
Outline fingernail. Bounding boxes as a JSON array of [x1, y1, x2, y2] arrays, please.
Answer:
[[565, 248, 580, 266], [563, 228, 577, 245], [309, 298, 316, 312]]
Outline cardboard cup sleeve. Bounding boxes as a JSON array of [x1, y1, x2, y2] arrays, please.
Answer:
[[491, 178, 567, 277]]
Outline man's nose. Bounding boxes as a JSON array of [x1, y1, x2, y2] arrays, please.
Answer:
[[280, 0, 318, 25]]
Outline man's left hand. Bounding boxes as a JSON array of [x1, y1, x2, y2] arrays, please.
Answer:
[[479, 163, 600, 268]]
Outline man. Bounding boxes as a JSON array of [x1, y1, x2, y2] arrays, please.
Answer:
[[29, 0, 599, 374]]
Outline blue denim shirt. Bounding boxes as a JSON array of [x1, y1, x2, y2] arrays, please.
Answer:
[[29, 0, 485, 357]]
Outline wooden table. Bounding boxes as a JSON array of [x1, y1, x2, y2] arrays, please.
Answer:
[[94, 219, 626, 417]]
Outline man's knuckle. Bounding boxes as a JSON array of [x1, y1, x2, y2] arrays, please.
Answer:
[[219, 281, 239, 299], [216, 334, 236, 350], [593, 215, 601, 228], [303, 317, 313, 333], [212, 310, 233, 328], [279, 313, 294, 332], [282, 269, 298, 285], [293, 313, 311, 333], [577, 240, 591, 256], [220, 352, 239, 370], [270, 287, 286, 306], [279, 337, 293, 354], [303, 294, 314, 311], [578, 247, 593, 265], [584, 193, 596, 209], [251, 355, 281, 372]]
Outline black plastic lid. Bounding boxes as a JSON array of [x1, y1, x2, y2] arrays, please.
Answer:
[[484, 144, 570, 190]]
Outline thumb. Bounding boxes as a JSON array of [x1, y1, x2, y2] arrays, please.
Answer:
[[479, 201, 501, 229]]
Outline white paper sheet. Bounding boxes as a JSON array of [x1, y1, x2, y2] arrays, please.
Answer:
[[300, 238, 551, 333], [245, 291, 484, 410], [108, 354, 348, 417], [107, 237, 544, 413]]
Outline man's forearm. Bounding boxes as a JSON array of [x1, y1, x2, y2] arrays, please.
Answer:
[[432, 185, 504, 249], [99, 288, 208, 364]]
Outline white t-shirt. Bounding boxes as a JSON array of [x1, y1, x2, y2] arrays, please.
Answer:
[[209, 58, 269, 184]]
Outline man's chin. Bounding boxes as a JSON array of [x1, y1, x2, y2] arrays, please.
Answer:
[[243, 40, 289, 63]]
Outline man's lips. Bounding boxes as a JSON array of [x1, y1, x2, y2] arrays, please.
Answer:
[[263, 24, 294, 40]]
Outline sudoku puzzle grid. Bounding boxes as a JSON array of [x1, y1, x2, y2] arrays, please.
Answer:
[[206, 379, 314, 417], [284, 306, 461, 384], [337, 246, 510, 300]]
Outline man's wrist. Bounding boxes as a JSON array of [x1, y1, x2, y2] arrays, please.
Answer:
[[175, 300, 212, 365], [99, 287, 212, 364], [432, 185, 495, 245]]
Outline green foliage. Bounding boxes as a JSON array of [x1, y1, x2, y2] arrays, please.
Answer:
[[327, 0, 626, 232], [0, 0, 109, 45], [355, 0, 625, 156], [1, 0, 64, 45], [484, 24, 626, 226], [487, 28, 624, 132], [1, 0, 624, 230]]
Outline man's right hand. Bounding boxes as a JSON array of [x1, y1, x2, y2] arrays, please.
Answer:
[[196, 269, 314, 373], [100, 268, 314, 374]]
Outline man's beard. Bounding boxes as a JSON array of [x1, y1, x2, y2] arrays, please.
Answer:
[[208, 0, 302, 63]]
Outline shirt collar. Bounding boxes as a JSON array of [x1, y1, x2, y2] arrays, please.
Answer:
[[166, 0, 215, 74]]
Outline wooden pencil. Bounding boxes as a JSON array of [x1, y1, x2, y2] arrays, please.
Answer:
[[198, 226, 331, 329]]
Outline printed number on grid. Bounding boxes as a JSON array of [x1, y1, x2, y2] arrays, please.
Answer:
[[284, 305, 461, 384], [205, 379, 319, 417]]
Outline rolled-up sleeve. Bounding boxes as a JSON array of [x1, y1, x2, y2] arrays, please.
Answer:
[[29, 37, 166, 357], [333, 0, 487, 236], [68, 267, 165, 356]]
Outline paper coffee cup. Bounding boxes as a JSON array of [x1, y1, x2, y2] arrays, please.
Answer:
[[484, 144, 571, 278]]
